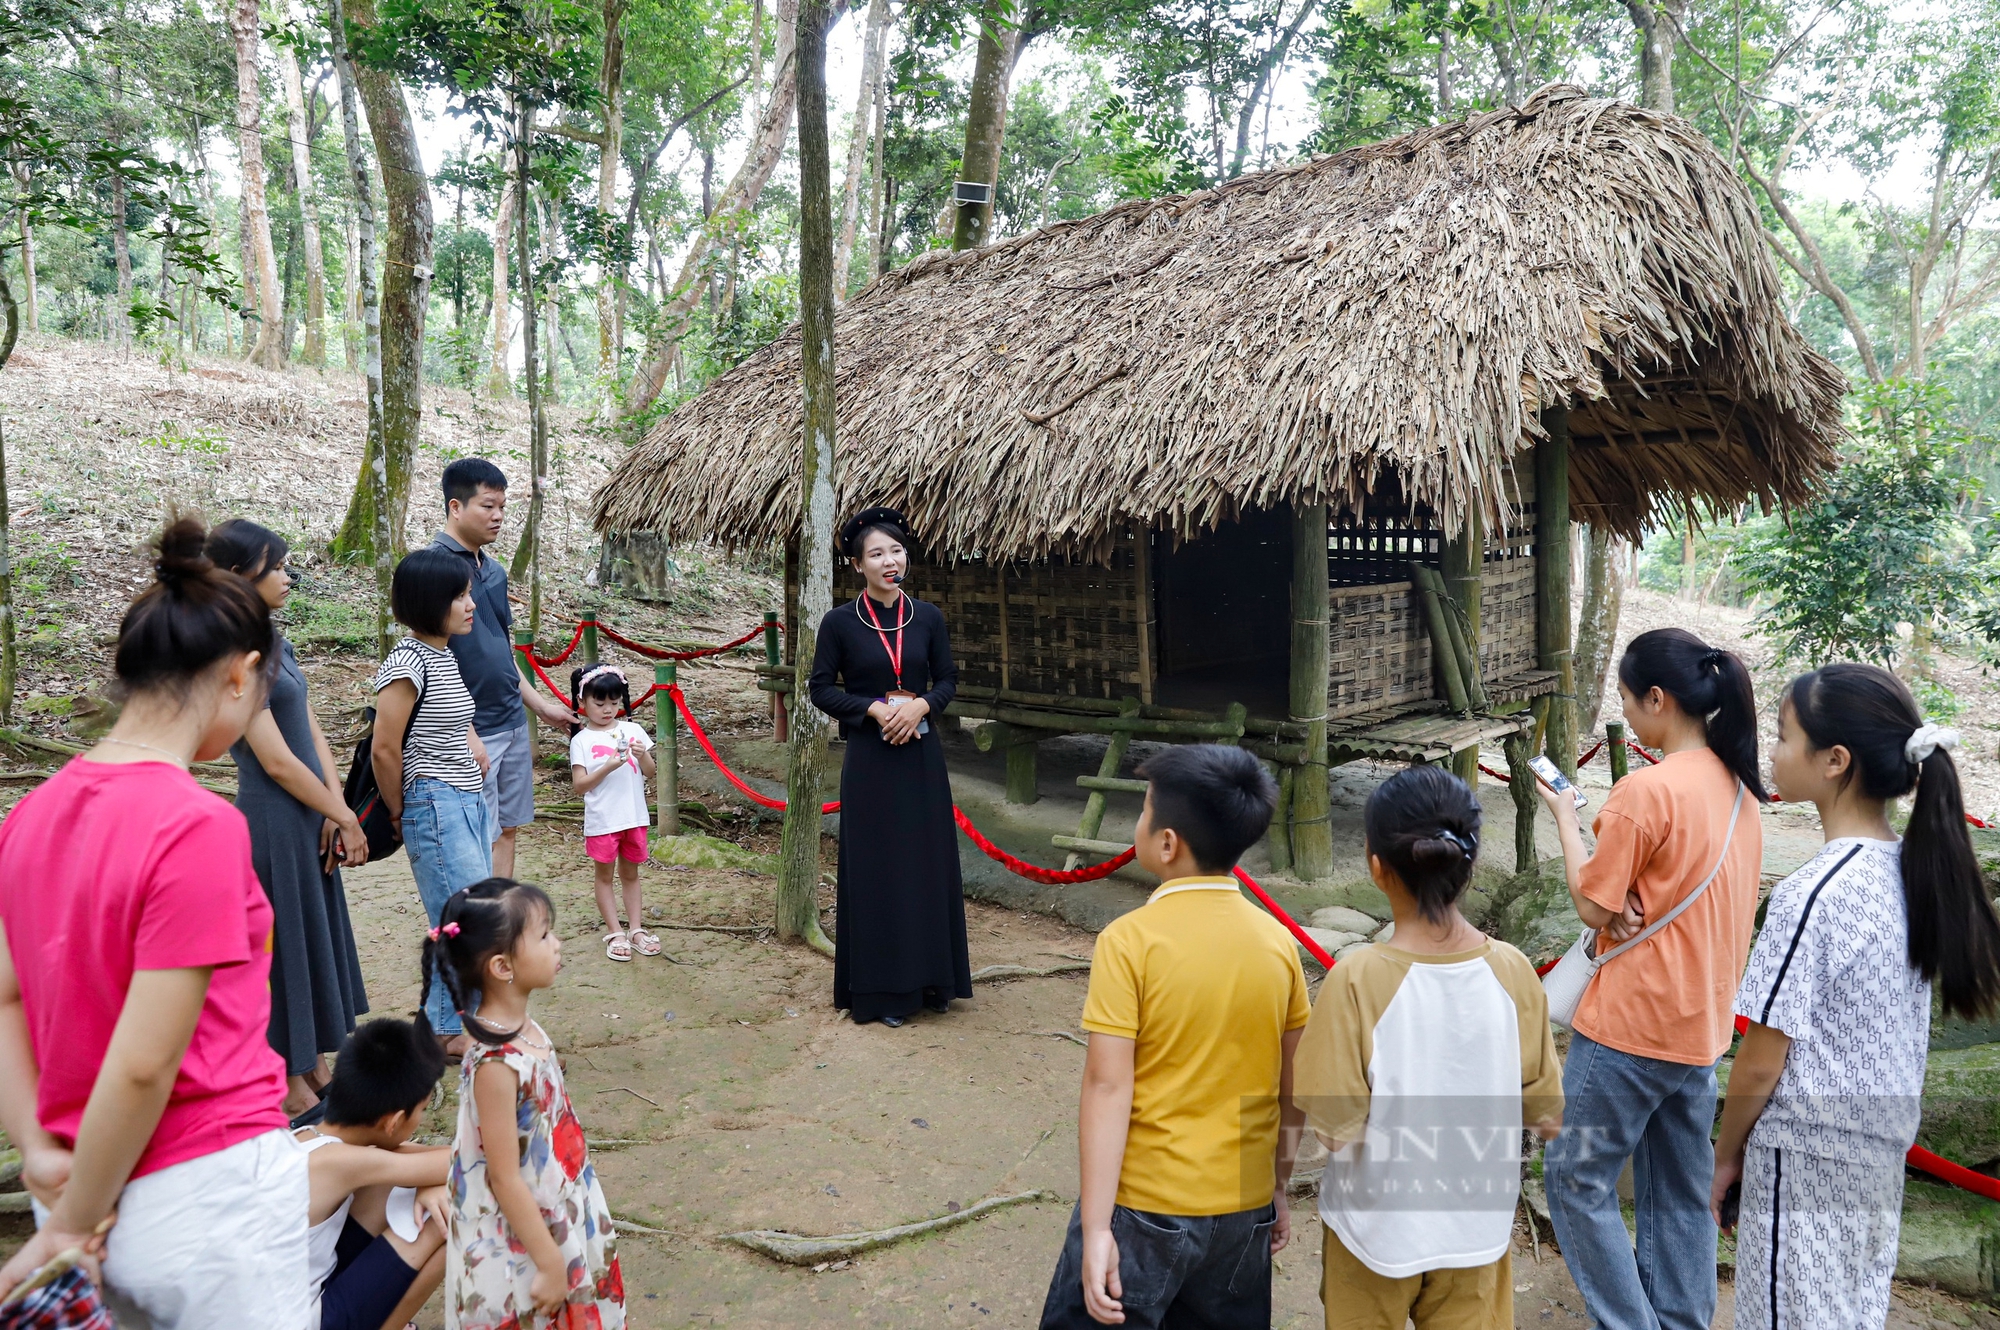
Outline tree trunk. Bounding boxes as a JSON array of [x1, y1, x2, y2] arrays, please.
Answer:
[[1537, 408, 1576, 780], [865, 49, 889, 277], [1622, 0, 1681, 114], [0, 263, 19, 722], [507, 105, 549, 640], [331, 0, 432, 561], [596, 0, 626, 389], [232, 0, 286, 369], [833, 0, 889, 294], [343, 207, 362, 370], [327, 0, 393, 657], [950, 0, 1020, 251], [488, 174, 515, 398], [279, 1, 328, 367], [14, 198, 36, 334], [777, 0, 838, 955], [627, 0, 798, 416], [109, 170, 132, 349], [1573, 526, 1623, 738]]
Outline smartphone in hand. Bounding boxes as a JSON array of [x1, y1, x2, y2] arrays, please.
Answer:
[[1528, 754, 1589, 810], [1718, 1179, 1742, 1231]]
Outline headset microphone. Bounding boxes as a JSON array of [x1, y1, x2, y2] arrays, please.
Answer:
[[889, 571, 905, 585]]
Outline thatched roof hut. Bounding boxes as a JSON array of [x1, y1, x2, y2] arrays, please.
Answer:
[[598, 86, 1846, 882], [597, 84, 1843, 558]]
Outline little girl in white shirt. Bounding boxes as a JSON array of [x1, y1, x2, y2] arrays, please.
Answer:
[[567, 665, 657, 962]]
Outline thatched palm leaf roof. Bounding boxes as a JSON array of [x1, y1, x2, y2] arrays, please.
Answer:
[[598, 85, 1844, 560]]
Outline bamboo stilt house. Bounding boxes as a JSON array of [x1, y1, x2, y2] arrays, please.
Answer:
[[596, 85, 1845, 879]]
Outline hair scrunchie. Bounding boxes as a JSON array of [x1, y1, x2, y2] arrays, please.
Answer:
[[427, 922, 461, 941], [1699, 649, 1727, 670], [1906, 722, 1961, 765]]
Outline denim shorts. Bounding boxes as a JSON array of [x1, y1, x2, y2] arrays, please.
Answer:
[[1039, 1201, 1275, 1330], [403, 777, 493, 1034]]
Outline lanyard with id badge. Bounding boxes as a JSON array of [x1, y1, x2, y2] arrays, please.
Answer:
[[859, 593, 928, 736]]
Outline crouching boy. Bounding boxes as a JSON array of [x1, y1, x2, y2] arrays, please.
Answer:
[[297, 1017, 453, 1330], [1039, 745, 1310, 1329]]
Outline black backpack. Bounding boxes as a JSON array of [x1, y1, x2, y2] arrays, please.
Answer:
[[343, 654, 427, 861]]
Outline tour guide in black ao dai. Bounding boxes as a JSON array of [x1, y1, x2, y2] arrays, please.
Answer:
[[808, 508, 972, 1028]]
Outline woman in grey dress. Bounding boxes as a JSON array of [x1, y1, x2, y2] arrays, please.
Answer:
[[208, 520, 371, 1117]]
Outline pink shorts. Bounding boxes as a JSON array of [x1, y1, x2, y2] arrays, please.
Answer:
[[586, 826, 649, 864]]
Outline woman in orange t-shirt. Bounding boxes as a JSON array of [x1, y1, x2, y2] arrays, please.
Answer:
[[1535, 628, 1767, 1330]]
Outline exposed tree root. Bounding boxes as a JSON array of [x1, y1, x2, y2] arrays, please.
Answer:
[[720, 1189, 1060, 1265], [971, 961, 1090, 983]]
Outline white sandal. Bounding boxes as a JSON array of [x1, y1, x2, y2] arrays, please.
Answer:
[[630, 928, 662, 957], [603, 930, 632, 962]]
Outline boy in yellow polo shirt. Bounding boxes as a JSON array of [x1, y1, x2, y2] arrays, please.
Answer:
[[1038, 745, 1310, 1329]]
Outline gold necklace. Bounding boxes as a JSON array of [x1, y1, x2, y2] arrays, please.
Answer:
[[100, 737, 191, 767]]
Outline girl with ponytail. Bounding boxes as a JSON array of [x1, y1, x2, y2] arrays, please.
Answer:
[[1715, 663, 2000, 1329], [420, 878, 625, 1329], [1537, 629, 1767, 1330], [0, 517, 315, 1323]]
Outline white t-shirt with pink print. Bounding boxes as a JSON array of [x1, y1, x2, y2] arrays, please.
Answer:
[[568, 720, 654, 836]]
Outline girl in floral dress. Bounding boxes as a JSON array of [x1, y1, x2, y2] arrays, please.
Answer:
[[420, 878, 624, 1329]]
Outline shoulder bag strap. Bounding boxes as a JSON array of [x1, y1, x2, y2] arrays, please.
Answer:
[[400, 649, 429, 744], [1592, 781, 1748, 967]]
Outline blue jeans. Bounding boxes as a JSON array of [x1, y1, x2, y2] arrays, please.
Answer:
[[402, 778, 493, 1035], [1544, 1031, 1720, 1330]]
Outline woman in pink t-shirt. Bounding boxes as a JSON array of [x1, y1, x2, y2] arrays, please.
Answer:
[[0, 518, 313, 1329]]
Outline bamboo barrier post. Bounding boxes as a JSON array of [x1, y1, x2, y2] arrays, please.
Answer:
[[1537, 406, 1577, 781], [1265, 760, 1294, 875], [1412, 565, 1470, 713], [513, 628, 540, 747], [1504, 730, 1537, 877], [581, 603, 601, 667], [1444, 510, 1485, 785], [1063, 699, 1139, 870], [1290, 503, 1333, 881], [1607, 721, 1629, 784], [974, 721, 1047, 806], [655, 662, 679, 837], [763, 610, 787, 742]]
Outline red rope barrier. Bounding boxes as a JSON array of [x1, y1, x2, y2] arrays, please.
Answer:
[[1577, 739, 1605, 767], [525, 621, 588, 668], [598, 620, 769, 662], [518, 649, 573, 705], [670, 686, 839, 813], [952, 809, 1137, 884], [1626, 739, 1660, 765], [1232, 867, 1337, 968]]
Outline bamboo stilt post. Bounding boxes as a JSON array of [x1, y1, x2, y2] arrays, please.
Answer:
[[655, 662, 679, 837], [1006, 742, 1039, 806], [1134, 531, 1155, 705], [997, 563, 1011, 692], [763, 610, 786, 741], [1413, 566, 1470, 713], [1063, 700, 1137, 869], [1607, 721, 1628, 784], [1444, 510, 1485, 784], [1289, 503, 1333, 881], [1505, 730, 1537, 876], [1266, 761, 1294, 875], [1537, 407, 1577, 780], [582, 604, 600, 667]]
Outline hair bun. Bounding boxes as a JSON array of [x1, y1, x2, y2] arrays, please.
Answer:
[[153, 516, 217, 590], [1409, 836, 1463, 869]]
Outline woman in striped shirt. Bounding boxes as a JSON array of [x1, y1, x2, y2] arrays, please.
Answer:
[[372, 549, 492, 1055]]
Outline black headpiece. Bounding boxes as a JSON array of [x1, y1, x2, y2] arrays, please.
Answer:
[[838, 506, 913, 558]]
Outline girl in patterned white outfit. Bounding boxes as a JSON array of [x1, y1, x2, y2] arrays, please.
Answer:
[[421, 878, 625, 1330], [1714, 664, 2000, 1329]]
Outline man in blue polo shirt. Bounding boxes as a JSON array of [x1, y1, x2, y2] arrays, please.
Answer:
[[431, 458, 577, 878]]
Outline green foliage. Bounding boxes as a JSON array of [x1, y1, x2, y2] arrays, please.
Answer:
[[1737, 380, 1995, 667], [138, 420, 228, 454]]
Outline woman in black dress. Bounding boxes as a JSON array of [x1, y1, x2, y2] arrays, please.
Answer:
[[809, 508, 972, 1027]]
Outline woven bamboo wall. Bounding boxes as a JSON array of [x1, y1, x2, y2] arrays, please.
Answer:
[[838, 487, 1537, 718], [843, 532, 1152, 699]]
